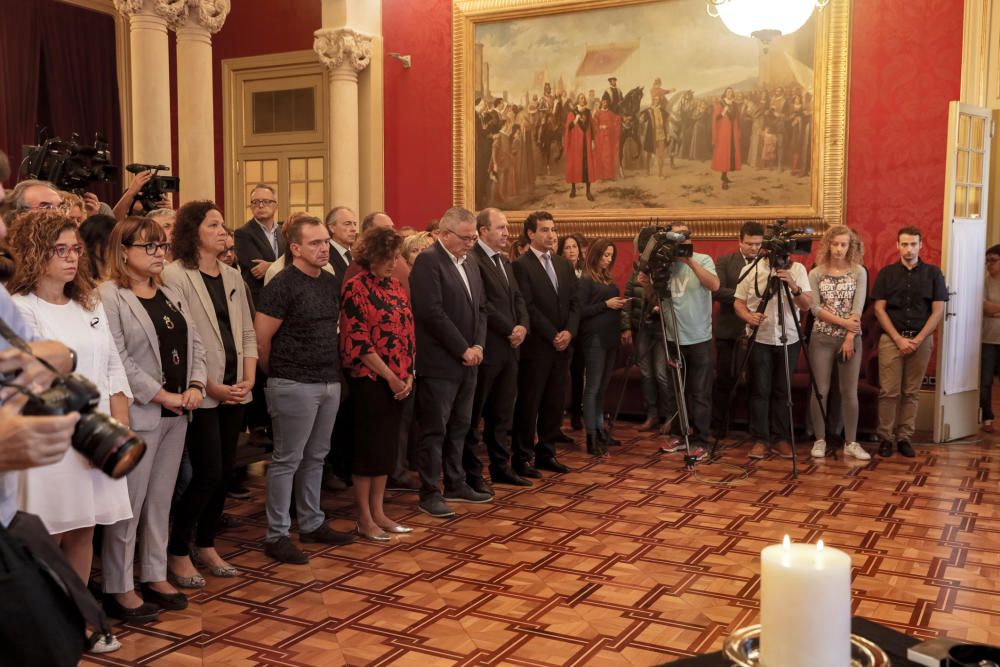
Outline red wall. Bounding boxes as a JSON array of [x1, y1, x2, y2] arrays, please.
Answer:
[[382, 0, 965, 272]]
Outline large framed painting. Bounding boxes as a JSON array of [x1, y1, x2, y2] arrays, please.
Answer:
[[452, 0, 851, 239]]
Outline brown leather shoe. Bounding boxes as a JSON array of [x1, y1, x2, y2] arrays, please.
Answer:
[[659, 421, 674, 436], [638, 417, 658, 432], [748, 441, 768, 459], [774, 440, 794, 459]]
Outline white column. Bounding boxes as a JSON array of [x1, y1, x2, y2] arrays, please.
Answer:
[[173, 1, 230, 203], [314, 28, 373, 215], [114, 0, 173, 169]]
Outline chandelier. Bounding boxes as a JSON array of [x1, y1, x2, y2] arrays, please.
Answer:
[[707, 0, 830, 47]]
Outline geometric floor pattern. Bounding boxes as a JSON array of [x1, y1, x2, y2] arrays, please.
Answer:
[[83, 422, 1000, 666]]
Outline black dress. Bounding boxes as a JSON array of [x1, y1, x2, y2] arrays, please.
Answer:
[[137, 289, 188, 417]]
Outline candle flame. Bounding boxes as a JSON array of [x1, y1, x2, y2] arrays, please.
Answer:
[[817, 539, 824, 551], [782, 535, 791, 549]]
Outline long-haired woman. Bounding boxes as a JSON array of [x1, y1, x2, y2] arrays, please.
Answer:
[[558, 233, 588, 430], [577, 238, 627, 454], [807, 225, 869, 460]]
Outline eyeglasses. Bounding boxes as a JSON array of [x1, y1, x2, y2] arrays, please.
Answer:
[[448, 230, 479, 243], [34, 201, 67, 212], [218, 247, 235, 258], [250, 199, 277, 207], [126, 241, 171, 256], [51, 243, 85, 259]]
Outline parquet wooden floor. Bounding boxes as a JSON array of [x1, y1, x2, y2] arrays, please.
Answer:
[[82, 424, 1000, 666]]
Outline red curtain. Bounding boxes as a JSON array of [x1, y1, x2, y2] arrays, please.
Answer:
[[0, 0, 122, 199]]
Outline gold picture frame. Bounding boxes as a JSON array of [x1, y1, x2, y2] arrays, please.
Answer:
[[452, 0, 851, 239]]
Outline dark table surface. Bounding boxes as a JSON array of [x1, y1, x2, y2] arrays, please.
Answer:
[[664, 617, 922, 666]]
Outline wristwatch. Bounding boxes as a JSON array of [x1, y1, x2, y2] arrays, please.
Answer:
[[791, 287, 803, 297], [188, 383, 206, 397]]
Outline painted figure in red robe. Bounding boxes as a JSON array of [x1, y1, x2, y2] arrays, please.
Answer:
[[711, 87, 742, 190], [593, 98, 622, 181], [565, 93, 597, 201]]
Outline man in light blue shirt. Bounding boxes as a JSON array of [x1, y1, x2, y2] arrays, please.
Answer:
[[638, 223, 719, 447]]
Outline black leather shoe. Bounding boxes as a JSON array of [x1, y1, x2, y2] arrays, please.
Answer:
[[103, 595, 160, 623], [490, 467, 532, 487], [586, 433, 606, 456], [553, 431, 574, 444], [300, 523, 356, 546], [570, 413, 584, 431], [265, 536, 309, 564], [467, 476, 495, 496], [600, 430, 621, 447], [535, 456, 570, 473], [139, 583, 188, 611], [513, 462, 542, 479], [878, 440, 893, 457], [897, 440, 915, 458]]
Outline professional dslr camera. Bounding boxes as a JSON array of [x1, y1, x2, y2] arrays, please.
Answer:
[[20, 132, 119, 192], [636, 224, 694, 297], [11, 372, 146, 479], [759, 219, 813, 270], [125, 163, 180, 212]]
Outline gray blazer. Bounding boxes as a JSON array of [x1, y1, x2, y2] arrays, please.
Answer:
[[98, 281, 207, 432], [162, 260, 257, 408]]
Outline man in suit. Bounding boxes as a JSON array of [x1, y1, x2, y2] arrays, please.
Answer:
[[325, 206, 357, 278], [235, 184, 284, 305], [409, 207, 490, 518], [711, 220, 764, 432], [511, 210, 580, 476], [462, 208, 532, 494]]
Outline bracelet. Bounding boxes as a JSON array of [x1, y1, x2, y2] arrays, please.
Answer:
[[188, 383, 206, 396]]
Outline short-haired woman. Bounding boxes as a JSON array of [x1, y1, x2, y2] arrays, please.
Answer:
[[163, 201, 256, 581], [99, 216, 207, 622], [577, 239, 627, 454], [339, 227, 416, 540], [808, 225, 869, 460]]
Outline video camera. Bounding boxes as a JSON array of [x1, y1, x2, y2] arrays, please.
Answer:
[[636, 224, 694, 298], [759, 219, 813, 270], [125, 163, 180, 212], [19, 132, 119, 193]]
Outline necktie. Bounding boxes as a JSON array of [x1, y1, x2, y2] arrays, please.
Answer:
[[542, 252, 558, 290], [492, 253, 508, 284], [345, 249, 353, 264]]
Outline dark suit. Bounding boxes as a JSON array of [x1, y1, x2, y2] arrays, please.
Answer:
[[462, 243, 530, 481], [234, 218, 285, 306], [328, 241, 351, 279], [712, 251, 752, 427], [512, 248, 580, 463], [410, 242, 488, 499]]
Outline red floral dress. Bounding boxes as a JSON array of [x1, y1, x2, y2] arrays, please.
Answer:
[[339, 269, 415, 381]]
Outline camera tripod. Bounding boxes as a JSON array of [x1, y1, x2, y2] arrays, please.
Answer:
[[710, 258, 832, 478]]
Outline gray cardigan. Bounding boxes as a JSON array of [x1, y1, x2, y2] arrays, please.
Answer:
[[98, 281, 207, 431], [162, 260, 257, 408]]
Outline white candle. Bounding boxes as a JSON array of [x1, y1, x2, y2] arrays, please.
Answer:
[[759, 535, 852, 667]]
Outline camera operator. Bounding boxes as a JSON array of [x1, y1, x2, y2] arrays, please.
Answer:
[[112, 169, 172, 221], [637, 223, 719, 449], [734, 244, 812, 459]]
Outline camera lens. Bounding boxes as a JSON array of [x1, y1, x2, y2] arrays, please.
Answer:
[[72, 413, 147, 479]]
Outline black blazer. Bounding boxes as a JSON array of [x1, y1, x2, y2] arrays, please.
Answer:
[[328, 241, 350, 279], [409, 241, 488, 380], [234, 219, 285, 304], [578, 276, 621, 349], [713, 250, 750, 340], [470, 243, 530, 365], [512, 249, 580, 360]]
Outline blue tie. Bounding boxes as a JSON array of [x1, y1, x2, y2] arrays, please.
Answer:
[[541, 252, 558, 290]]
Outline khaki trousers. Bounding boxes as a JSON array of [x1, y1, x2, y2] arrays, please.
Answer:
[[877, 334, 934, 443]]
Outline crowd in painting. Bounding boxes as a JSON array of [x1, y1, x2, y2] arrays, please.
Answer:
[[4, 144, 987, 660]]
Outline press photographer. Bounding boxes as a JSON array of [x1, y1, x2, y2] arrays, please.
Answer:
[[733, 221, 813, 460], [111, 163, 179, 219], [636, 222, 719, 451]]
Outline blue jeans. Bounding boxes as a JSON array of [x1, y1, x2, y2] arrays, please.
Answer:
[[981, 343, 1000, 420], [662, 339, 714, 443], [748, 341, 801, 444], [582, 340, 618, 434], [636, 321, 670, 420]]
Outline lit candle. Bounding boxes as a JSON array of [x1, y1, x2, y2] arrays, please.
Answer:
[[759, 535, 851, 667]]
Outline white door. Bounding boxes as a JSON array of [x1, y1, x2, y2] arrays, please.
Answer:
[[934, 102, 993, 442]]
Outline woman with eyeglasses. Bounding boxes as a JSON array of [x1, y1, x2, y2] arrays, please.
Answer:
[[162, 202, 256, 581], [98, 216, 206, 623], [5, 210, 133, 651]]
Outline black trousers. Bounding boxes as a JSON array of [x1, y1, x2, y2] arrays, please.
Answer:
[[328, 385, 355, 480], [168, 403, 246, 554], [748, 341, 800, 444], [568, 340, 584, 420], [416, 369, 478, 500], [463, 355, 520, 480], [513, 349, 571, 463], [712, 337, 738, 429]]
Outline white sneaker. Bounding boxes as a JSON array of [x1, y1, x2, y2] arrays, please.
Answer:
[[810, 439, 827, 458], [844, 442, 871, 460], [90, 633, 121, 654]]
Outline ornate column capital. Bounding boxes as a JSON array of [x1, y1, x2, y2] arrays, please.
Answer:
[[313, 28, 373, 73], [160, 0, 230, 32]]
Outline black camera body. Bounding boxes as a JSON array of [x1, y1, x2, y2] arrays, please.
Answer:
[[20, 132, 119, 193], [760, 219, 813, 270], [637, 225, 695, 297], [20, 372, 146, 479], [125, 163, 180, 212]]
